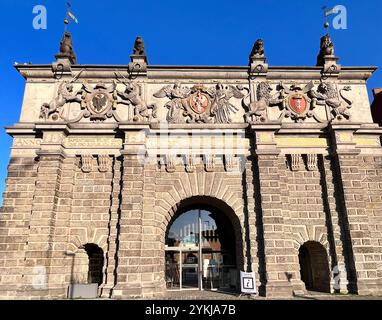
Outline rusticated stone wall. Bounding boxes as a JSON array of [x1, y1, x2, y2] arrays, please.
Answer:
[[0, 157, 38, 298], [1, 144, 382, 299]]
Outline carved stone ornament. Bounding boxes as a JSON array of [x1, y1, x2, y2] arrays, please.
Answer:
[[116, 80, 157, 122], [306, 154, 317, 171], [224, 154, 238, 172], [154, 83, 245, 124], [276, 82, 325, 123], [81, 81, 117, 122], [289, 154, 301, 172], [133, 36, 146, 56], [98, 155, 110, 173], [42, 75, 159, 123], [316, 34, 335, 67], [165, 155, 176, 173], [249, 39, 265, 60], [55, 31, 77, 65], [309, 82, 353, 122], [243, 82, 284, 123], [204, 154, 215, 172], [184, 154, 195, 173], [39, 80, 83, 121], [129, 36, 148, 73], [81, 155, 93, 173]]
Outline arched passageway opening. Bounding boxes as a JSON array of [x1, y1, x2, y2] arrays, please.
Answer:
[[298, 241, 330, 293], [165, 197, 242, 292]]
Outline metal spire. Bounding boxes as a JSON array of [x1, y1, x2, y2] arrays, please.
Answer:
[[322, 6, 330, 34], [64, 2, 70, 32]]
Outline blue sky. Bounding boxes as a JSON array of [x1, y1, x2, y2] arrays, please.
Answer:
[[0, 0, 381, 204]]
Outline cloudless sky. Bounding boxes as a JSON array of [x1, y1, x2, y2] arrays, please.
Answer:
[[0, 0, 381, 204]]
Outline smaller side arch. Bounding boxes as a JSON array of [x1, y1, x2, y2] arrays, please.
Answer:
[[66, 242, 106, 287], [298, 241, 331, 293]]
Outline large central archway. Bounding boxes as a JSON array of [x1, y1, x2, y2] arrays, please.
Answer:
[[164, 197, 243, 292]]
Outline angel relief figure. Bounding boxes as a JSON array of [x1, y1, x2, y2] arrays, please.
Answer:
[[211, 83, 245, 124], [153, 83, 191, 123]]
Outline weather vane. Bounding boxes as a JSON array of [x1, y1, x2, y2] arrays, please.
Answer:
[[322, 5, 337, 34], [64, 2, 79, 32]]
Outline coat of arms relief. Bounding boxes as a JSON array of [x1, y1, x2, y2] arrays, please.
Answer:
[[153, 83, 246, 124], [39, 76, 157, 123], [243, 81, 353, 123]]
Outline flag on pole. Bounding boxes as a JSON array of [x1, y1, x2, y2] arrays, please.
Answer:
[[324, 7, 337, 17], [67, 10, 79, 24]]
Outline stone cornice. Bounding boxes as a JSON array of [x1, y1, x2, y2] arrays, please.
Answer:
[[15, 64, 377, 82], [6, 122, 382, 137], [5, 122, 250, 136]]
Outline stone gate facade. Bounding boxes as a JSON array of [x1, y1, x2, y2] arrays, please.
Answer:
[[1, 32, 382, 299]]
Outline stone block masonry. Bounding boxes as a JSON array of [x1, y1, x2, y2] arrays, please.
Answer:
[[1, 32, 382, 299]]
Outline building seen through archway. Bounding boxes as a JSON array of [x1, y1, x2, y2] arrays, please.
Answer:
[[165, 206, 237, 292]]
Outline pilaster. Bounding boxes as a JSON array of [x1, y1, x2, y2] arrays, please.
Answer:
[[19, 129, 67, 298], [329, 123, 379, 294], [111, 128, 147, 298], [250, 125, 294, 298]]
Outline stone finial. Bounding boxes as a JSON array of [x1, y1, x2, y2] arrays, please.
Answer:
[[249, 39, 268, 75], [129, 36, 148, 75], [316, 34, 340, 76], [133, 36, 146, 56], [316, 34, 335, 66], [53, 31, 77, 74], [55, 31, 77, 64], [249, 39, 265, 61]]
